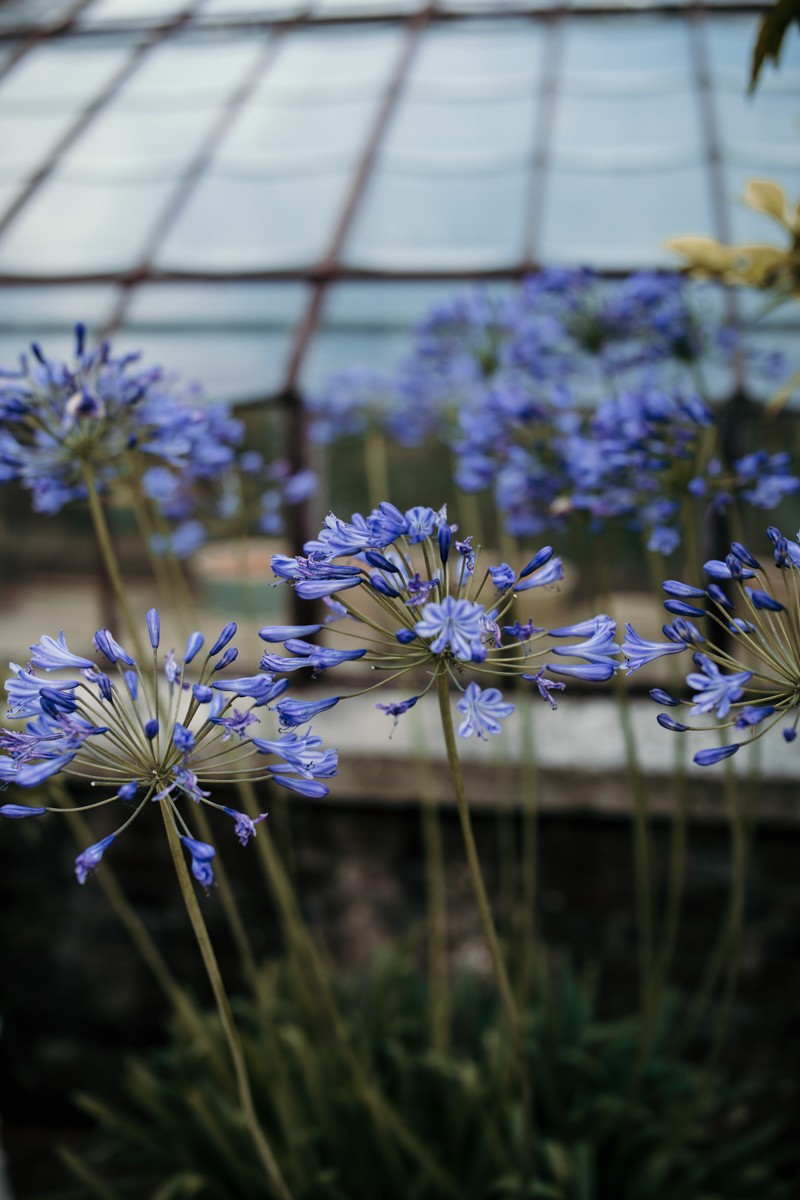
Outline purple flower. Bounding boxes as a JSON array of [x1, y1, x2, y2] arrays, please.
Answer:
[[522, 668, 566, 710], [376, 696, 418, 732], [223, 807, 266, 846], [489, 563, 516, 591]]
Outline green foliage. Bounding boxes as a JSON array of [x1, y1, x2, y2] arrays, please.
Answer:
[[46, 956, 794, 1200], [750, 0, 800, 91]]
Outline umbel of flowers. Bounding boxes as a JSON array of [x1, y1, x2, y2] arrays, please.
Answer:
[[266, 501, 621, 737], [0, 610, 338, 888], [622, 526, 800, 765], [0, 324, 315, 559], [266, 500, 619, 1041]]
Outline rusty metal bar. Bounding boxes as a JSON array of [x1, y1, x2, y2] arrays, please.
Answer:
[[0, 3, 775, 43], [100, 28, 287, 339], [283, 4, 433, 393], [0, 263, 680, 286], [522, 10, 564, 266]]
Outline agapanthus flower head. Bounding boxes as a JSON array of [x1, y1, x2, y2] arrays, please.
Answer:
[[0, 610, 337, 887], [266, 502, 618, 738], [635, 528, 800, 764], [0, 325, 246, 517]]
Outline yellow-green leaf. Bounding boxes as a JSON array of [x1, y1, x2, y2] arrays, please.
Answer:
[[745, 179, 790, 227]]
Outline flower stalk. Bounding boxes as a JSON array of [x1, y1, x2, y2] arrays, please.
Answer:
[[159, 799, 293, 1200]]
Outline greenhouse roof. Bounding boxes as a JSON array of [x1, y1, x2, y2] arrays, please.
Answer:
[[0, 0, 797, 403]]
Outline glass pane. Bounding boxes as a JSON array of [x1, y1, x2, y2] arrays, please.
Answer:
[[313, 0, 421, 13], [218, 94, 380, 166], [121, 283, 309, 400], [344, 167, 529, 270], [384, 94, 537, 158], [119, 34, 265, 104], [540, 164, 713, 267], [0, 284, 117, 326], [0, 39, 134, 109], [196, 0, 306, 16], [560, 16, 692, 90], [63, 40, 266, 178], [553, 90, 700, 153], [262, 24, 403, 98], [0, 110, 85, 181], [715, 88, 800, 160], [80, 0, 197, 23], [0, 177, 176, 273], [63, 109, 222, 179], [155, 169, 352, 269], [0, 285, 120, 368], [410, 19, 546, 95]]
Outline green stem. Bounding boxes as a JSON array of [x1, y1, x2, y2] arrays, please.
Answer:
[[191, 803, 264, 1005], [410, 707, 450, 1052], [159, 800, 293, 1200], [81, 463, 146, 660], [365, 425, 391, 510], [700, 757, 747, 1079], [681, 755, 748, 1052], [434, 671, 534, 1193], [435, 671, 521, 1038], [652, 733, 688, 1012], [592, 540, 656, 1044], [615, 673, 656, 1040]]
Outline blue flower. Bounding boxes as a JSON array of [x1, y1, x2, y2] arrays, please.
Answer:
[[415, 597, 485, 661], [180, 836, 216, 893], [621, 623, 688, 673], [75, 833, 116, 885], [28, 632, 95, 672], [687, 654, 752, 719], [273, 501, 615, 738], [456, 683, 515, 740], [274, 696, 340, 730], [648, 531, 800, 763], [549, 616, 620, 670]]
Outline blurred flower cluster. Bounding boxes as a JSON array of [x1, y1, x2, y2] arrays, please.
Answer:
[[310, 272, 793, 553]]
